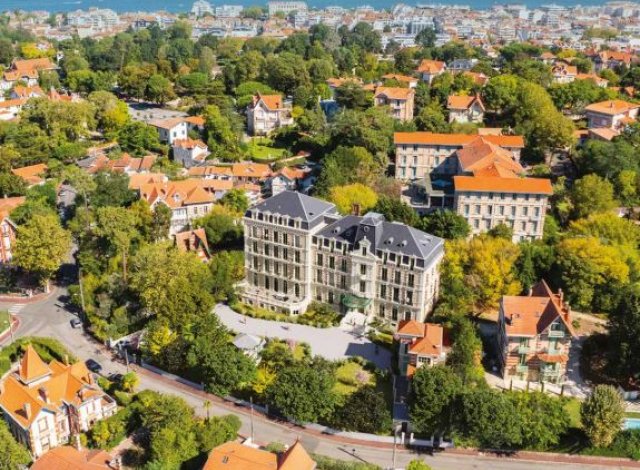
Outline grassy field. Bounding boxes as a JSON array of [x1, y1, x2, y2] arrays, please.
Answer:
[[0, 310, 10, 333], [247, 138, 287, 161], [333, 361, 376, 397]]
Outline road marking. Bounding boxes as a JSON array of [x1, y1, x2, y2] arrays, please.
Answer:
[[7, 304, 24, 315]]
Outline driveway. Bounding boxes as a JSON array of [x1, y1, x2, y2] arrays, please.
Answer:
[[215, 304, 391, 370]]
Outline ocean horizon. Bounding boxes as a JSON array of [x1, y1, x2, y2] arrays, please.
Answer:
[[1, 0, 614, 14]]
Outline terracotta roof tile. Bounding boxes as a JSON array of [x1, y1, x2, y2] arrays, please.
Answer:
[[278, 440, 316, 470], [447, 94, 485, 111], [19, 344, 51, 384], [394, 132, 525, 148], [585, 99, 639, 116], [252, 94, 284, 110], [416, 59, 446, 73], [31, 446, 113, 470], [453, 175, 553, 194], [374, 86, 414, 100], [203, 442, 277, 470]]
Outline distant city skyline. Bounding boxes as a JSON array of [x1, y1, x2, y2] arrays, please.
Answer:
[[1, 0, 619, 14]]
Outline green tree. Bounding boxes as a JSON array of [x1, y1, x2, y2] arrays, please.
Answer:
[[209, 250, 244, 301], [609, 285, 640, 380], [457, 388, 522, 448], [187, 311, 256, 395], [447, 319, 484, 385], [146, 74, 176, 105], [334, 82, 372, 110], [0, 172, 26, 197], [581, 385, 625, 448], [117, 121, 162, 156], [409, 365, 462, 435], [197, 415, 240, 452], [121, 371, 139, 392], [315, 146, 379, 195], [266, 363, 336, 422], [415, 27, 436, 48], [570, 174, 617, 220], [95, 206, 139, 280], [0, 419, 31, 469], [220, 189, 249, 214], [406, 461, 432, 470], [88, 90, 129, 133], [92, 171, 135, 208], [332, 386, 392, 433], [204, 104, 241, 161], [418, 210, 470, 240], [487, 223, 513, 240], [415, 102, 450, 132], [508, 391, 570, 449], [13, 214, 71, 288], [373, 195, 419, 226], [151, 203, 172, 241], [195, 205, 243, 249]]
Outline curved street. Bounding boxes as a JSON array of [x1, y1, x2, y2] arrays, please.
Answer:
[[0, 287, 635, 470]]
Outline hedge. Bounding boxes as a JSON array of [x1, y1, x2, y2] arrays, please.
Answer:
[[0, 337, 77, 376]]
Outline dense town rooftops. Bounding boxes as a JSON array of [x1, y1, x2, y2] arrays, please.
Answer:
[[394, 132, 525, 148]]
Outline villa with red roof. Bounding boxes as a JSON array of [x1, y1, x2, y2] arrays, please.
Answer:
[[374, 87, 415, 121], [497, 280, 578, 383], [0, 345, 116, 458], [247, 93, 293, 136], [416, 59, 446, 84], [447, 94, 485, 124], [584, 99, 639, 130], [395, 320, 447, 377]]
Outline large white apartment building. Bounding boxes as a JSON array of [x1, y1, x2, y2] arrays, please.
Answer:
[[267, 1, 308, 15], [242, 191, 444, 325]]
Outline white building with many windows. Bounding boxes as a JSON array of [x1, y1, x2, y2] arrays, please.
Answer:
[[242, 191, 444, 325]]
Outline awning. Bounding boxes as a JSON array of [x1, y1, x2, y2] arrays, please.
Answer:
[[341, 294, 372, 309]]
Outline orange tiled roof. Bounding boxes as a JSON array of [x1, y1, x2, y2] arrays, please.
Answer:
[[252, 93, 284, 110], [501, 280, 577, 338], [585, 99, 639, 116], [463, 71, 489, 86], [31, 446, 113, 470], [173, 138, 207, 150], [536, 353, 569, 363], [128, 173, 167, 190], [278, 166, 309, 180], [416, 59, 446, 73], [408, 323, 444, 357], [576, 73, 608, 85], [552, 64, 577, 76], [139, 179, 215, 208], [0, 196, 25, 219], [184, 115, 205, 126], [0, 348, 107, 429], [394, 132, 525, 148], [453, 175, 552, 194], [149, 117, 186, 130], [457, 138, 523, 175], [19, 345, 51, 384], [326, 77, 363, 88], [231, 162, 272, 179], [0, 98, 27, 109], [188, 166, 233, 178], [374, 86, 414, 100], [447, 94, 484, 111], [11, 163, 47, 186], [397, 320, 425, 337], [175, 228, 210, 261], [278, 440, 316, 470], [11, 85, 44, 98], [203, 442, 277, 470]]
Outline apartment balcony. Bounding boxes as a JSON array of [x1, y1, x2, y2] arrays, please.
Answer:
[[517, 345, 530, 354], [516, 364, 529, 374]]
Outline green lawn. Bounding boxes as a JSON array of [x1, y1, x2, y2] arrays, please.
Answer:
[[0, 310, 10, 333], [564, 397, 582, 428], [333, 361, 376, 397], [247, 138, 287, 161], [625, 411, 640, 419]]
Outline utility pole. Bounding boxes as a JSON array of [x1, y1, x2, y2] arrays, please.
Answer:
[[392, 425, 397, 470]]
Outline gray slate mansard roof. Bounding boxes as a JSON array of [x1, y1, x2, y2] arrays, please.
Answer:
[[317, 212, 444, 264], [248, 190, 337, 222]]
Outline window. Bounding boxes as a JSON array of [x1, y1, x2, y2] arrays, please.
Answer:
[[295, 284, 300, 297], [406, 291, 413, 305], [361, 245, 367, 256], [380, 285, 386, 298], [273, 279, 279, 292], [511, 206, 516, 216], [265, 278, 270, 290], [534, 207, 540, 217], [316, 269, 322, 282], [252, 241, 258, 252], [392, 308, 398, 321], [404, 311, 412, 321], [522, 207, 528, 216], [408, 274, 415, 287], [265, 260, 270, 272], [295, 266, 300, 280], [317, 253, 323, 266], [329, 256, 335, 269], [328, 292, 334, 303], [393, 287, 400, 302], [360, 281, 366, 293], [265, 245, 270, 256], [475, 205, 481, 214], [360, 264, 367, 275], [295, 251, 301, 263], [395, 271, 401, 284], [274, 246, 279, 259], [382, 268, 388, 281], [340, 275, 346, 289], [379, 304, 385, 317], [341, 259, 348, 272]]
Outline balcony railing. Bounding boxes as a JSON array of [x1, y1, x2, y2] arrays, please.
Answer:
[[518, 345, 530, 354], [548, 330, 565, 338], [516, 365, 529, 374]]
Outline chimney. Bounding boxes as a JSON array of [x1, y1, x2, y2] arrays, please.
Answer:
[[24, 403, 31, 420], [558, 288, 564, 304], [352, 203, 361, 216], [528, 287, 533, 296]]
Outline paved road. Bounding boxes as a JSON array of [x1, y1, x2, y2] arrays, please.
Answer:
[[215, 303, 391, 369], [1, 292, 636, 469]]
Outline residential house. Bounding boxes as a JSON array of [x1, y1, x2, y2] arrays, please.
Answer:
[[326, 77, 364, 95], [172, 138, 209, 168], [0, 98, 27, 121], [174, 228, 211, 261], [243, 191, 444, 324], [452, 138, 552, 242], [149, 117, 188, 144], [9, 85, 45, 99], [381, 73, 418, 88], [446, 95, 485, 123], [497, 280, 578, 383], [187, 166, 233, 181], [31, 446, 116, 470], [0, 196, 26, 263], [184, 115, 205, 133], [1, 58, 57, 90], [78, 153, 157, 176], [551, 63, 577, 84], [584, 99, 639, 130], [591, 50, 635, 72], [373, 87, 415, 121], [232, 333, 266, 360], [0, 345, 117, 458], [231, 162, 272, 185], [416, 59, 446, 84], [395, 320, 447, 377], [247, 93, 293, 136], [394, 132, 525, 180], [203, 440, 316, 470], [463, 71, 489, 87], [138, 179, 215, 235], [12, 163, 47, 187], [447, 58, 478, 73], [575, 73, 608, 88], [267, 166, 311, 196]]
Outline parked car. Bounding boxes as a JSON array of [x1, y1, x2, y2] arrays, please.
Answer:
[[85, 359, 102, 374], [70, 318, 82, 329]]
